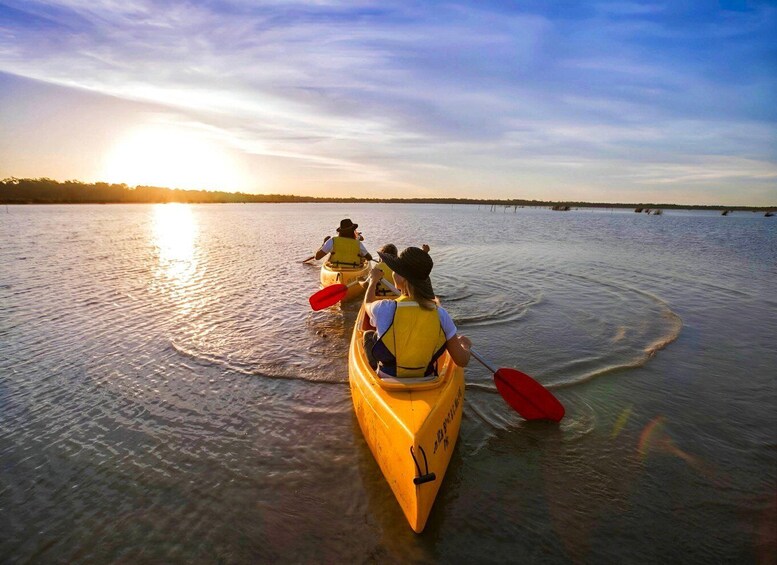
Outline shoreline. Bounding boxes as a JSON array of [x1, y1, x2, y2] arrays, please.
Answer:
[[1, 178, 774, 211]]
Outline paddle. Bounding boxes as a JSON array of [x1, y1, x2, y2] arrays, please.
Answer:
[[309, 272, 396, 311], [310, 279, 361, 310], [378, 278, 564, 421], [468, 349, 565, 422]]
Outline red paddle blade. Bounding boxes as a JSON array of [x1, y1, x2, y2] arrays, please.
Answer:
[[493, 368, 565, 422], [309, 284, 348, 311]]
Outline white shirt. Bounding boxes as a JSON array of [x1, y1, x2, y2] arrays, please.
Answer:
[[365, 299, 458, 341]]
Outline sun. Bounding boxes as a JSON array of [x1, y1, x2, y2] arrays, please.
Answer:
[[100, 124, 245, 191]]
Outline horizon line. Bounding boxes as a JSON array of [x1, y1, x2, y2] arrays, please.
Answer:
[[1, 176, 775, 211]]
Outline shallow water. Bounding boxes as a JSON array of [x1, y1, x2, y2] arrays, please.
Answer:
[[1, 203, 775, 563]]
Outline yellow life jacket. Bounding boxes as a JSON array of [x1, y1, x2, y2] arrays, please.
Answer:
[[329, 236, 362, 267], [372, 296, 447, 378], [376, 261, 395, 296]]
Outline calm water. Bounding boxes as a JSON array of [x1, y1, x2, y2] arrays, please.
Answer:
[[1, 203, 775, 563]]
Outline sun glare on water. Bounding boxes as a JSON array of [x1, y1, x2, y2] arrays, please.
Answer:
[[153, 203, 196, 263], [101, 125, 244, 191], [151, 203, 201, 314]]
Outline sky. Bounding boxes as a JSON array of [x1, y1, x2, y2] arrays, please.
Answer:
[[0, 1, 775, 205]]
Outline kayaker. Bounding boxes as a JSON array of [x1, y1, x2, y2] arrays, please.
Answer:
[[315, 218, 372, 267], [368, 243, 398, 297], [363, 246, 471, 378]]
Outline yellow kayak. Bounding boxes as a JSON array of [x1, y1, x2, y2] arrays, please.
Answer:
[[320, 262, 370, 302], [348, 303, 465, 533]]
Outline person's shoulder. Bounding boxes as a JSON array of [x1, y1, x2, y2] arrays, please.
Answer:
[[436, 305, 457, 337], [436, 304, 452, 317], [366, 299, 394, 319], [370, 299, 395, 312]]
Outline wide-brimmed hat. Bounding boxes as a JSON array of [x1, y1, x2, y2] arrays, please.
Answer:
[[378, 246, 435, 300], [336, 218, 358, 233]]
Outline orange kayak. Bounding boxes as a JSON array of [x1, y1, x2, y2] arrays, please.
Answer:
[[348, 303, 465, 533]]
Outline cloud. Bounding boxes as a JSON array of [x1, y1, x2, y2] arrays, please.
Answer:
[[0, 0, 775, 203]]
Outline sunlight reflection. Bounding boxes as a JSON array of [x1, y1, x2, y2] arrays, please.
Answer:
[[154, 203, 196, 261], [152, 204, 198, 303]]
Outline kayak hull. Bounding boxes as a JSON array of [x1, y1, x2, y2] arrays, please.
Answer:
[[320, 262, 369, 302], [348, 304, 464, 533]]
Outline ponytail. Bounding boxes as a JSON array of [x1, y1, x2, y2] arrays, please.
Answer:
[[406, 280, 439, 310]]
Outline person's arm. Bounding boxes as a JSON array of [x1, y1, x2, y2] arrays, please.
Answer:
[[446, 334, 471, 367], [438, 308, 470, 367], [314, 236, 332, 260], [358, 241, 373, 262], [364, 267, 383, 304]]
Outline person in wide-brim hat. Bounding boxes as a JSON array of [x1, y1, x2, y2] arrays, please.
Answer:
[[377, 246, 436, 302], [314, 218, 372, 264], [336, 218, 365, 241], [363, 245, 471, 379]]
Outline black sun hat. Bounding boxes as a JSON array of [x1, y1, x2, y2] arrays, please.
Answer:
[[336, 218, 358, 233], [378, 246, 436, 300]]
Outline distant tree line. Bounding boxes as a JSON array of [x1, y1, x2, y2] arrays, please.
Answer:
[[0, 178, 321, 204], [0, 177, 772, 211]]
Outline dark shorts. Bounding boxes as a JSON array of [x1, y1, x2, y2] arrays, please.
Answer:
[[363, 330, 378, 369]]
